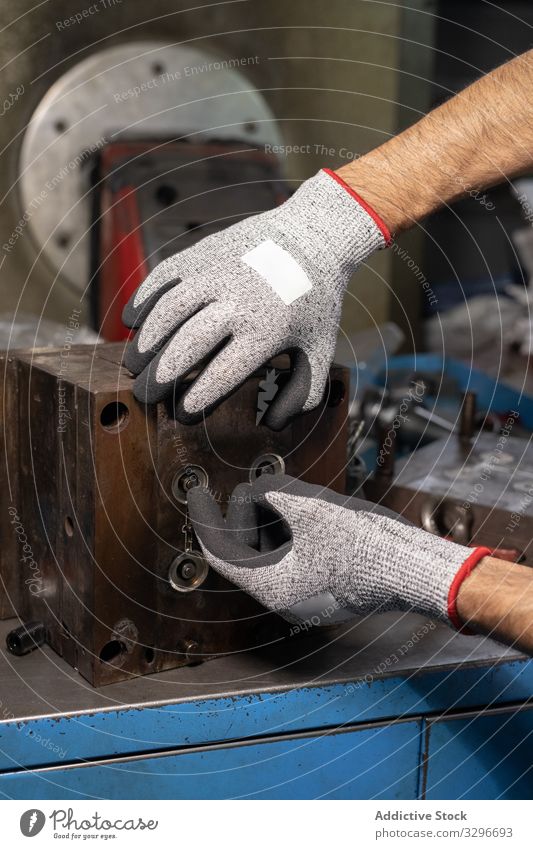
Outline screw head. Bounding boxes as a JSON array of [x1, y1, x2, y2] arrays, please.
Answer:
[[181, 639, 201, 664], [171, 465, 208, 504], [179, 559, 197, 580]]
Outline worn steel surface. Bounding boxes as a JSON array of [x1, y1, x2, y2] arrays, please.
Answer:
[[6, 343, 349, 685]]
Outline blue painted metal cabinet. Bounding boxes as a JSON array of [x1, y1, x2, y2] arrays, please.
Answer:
[[0, 721, 422, 800], [1, 615, 532, 799], [423, 705, 533, 799]]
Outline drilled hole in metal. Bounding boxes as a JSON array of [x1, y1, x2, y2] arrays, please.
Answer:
[[249, 453, 285, 482], [56, 232, 70, 248], [99, 640, 126, 663], [327, 379, 346, 408], [155, 184, 177, 206], [100, 401, 129, 432]]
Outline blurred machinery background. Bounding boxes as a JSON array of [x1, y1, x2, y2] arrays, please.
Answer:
[[1, 1, 532, 366], [0, 0, 436, 342]]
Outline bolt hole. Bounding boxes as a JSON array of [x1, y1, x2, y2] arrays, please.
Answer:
[[56, 232, 70, 249], [64, 516, 74, 537], [7, 634, 21, 653], [155, 184, 177, 206], [54, 119, 68, 133], [144, 647, 155, 664], [99, 640, 126, 663], [244, 121, 257, 133], [151, 62, 166, 76], [256, 460, 276, 475], [249, 453, 285, 483], [100, 401, 129, 432], [327, 379, 346, 408]]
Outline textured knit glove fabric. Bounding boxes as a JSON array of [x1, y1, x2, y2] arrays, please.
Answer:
[[122, 169, 388, 429], [188, 474, 490, 629]]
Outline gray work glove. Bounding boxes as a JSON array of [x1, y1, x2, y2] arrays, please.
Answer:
[[188, 474, 490, 629], [122, 169, 390, 429]]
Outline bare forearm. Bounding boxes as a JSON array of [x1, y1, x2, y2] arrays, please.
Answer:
[[338, 50, 533, 234], [457, 556, 533, 653]]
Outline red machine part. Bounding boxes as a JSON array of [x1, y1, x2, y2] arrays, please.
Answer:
[[95, 141, 288, 341], [98, 183, 147, 341]]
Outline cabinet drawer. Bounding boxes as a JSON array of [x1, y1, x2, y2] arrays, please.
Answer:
[[423, 704, 533, 799], [1, 719, 421, 800]]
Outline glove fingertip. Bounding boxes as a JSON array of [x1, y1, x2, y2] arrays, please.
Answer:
[[262, 405, 292, 431], [173, 394, 210, 425], [187, 486, 223, 533], [123, 339, 150, 376], [132, 366, 174, 405], [121, 300, 142, 330], [187, 483, 215, 506], [262, 350, 314, 431], [122, 278, 181, 330]]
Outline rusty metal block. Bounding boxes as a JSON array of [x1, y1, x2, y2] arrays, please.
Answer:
[[9, 343, 348, 685]]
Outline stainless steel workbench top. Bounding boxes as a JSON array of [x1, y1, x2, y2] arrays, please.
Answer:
[[0, 614, 520, 722]]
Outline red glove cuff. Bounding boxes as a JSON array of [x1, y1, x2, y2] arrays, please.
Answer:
[[322, 168, 392, 245], [447, 546, 492, 633]]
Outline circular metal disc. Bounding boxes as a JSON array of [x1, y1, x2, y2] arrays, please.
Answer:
[[19, 41, 282, 292], [168, 551, 209, 593]]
